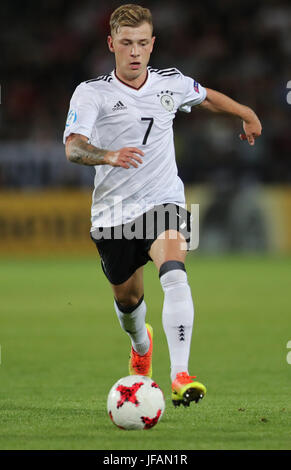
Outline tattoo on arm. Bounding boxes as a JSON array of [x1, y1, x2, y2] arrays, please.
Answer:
[[67, 137, 108, 166]]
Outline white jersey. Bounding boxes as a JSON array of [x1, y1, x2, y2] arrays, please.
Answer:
[[63, 67, 207, 228]]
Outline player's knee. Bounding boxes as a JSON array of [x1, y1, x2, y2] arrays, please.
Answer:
[[159, 260, 188, 290]]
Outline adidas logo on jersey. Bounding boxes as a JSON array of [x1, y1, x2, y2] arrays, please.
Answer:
[[112, 101, 127, 111]]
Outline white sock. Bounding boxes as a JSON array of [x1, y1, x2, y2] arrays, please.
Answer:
[[114, 298, 150, 356], [160, 269, 194, 382]]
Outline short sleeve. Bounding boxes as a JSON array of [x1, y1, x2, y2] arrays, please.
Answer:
[[179, 75, 207, 113], [63, 82, 100, 144]]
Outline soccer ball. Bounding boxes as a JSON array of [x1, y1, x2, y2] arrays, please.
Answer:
[[107, 375, 165, 430]]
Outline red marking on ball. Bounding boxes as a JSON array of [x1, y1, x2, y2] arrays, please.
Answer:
[[116, 382, 144, 408], [142, 409, 162, 429], [151, 381, 159, 388]]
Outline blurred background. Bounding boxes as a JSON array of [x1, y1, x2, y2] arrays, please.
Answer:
[[1, 0, 291, 255]]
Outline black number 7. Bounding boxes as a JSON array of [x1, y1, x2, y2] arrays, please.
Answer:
[[141, 117, 154, 145]]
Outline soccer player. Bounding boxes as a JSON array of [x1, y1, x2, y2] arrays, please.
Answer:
[[63, 4, 262, 407]]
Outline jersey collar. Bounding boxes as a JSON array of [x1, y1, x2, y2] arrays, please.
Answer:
[[111, 68, 151, 94]]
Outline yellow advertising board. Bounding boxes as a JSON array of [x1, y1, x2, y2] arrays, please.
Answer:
[[0, 190, 94, 255], [0, 186, 290, 254]]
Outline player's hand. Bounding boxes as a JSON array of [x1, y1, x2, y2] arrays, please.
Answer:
[[104, 147, 144, 169], [239, 114, 262, 146]]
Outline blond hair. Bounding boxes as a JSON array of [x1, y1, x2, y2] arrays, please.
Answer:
[[110, 4, 153, 36]]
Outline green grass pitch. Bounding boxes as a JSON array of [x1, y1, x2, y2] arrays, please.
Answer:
[[0, 254, 290, 450]]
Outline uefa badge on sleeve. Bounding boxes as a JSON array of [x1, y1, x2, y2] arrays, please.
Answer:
[[66, 110, 77, 127]]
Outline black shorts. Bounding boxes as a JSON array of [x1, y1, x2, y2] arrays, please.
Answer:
[[90, 203, 191, 285]]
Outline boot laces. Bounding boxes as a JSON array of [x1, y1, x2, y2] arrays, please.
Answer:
[[176, 372, 197, 384]]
